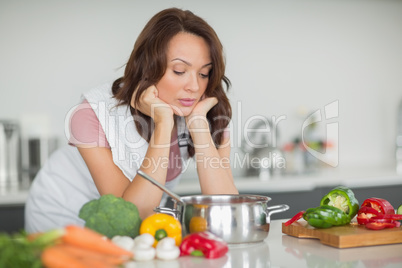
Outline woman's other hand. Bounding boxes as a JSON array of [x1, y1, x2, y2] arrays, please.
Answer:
[[185, 96, 217, 129], [188, 96, 218, 117]]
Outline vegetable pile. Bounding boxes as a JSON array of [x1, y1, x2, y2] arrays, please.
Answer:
[[79, 195, 229, 262], [1, 194, 233, 266], [42, 225, 132, 267], [284, 185, 402, 231], [0, 225, 132, 268], [124, 213, 228, 260], [79, 194, 142, 239], [285, 186, 359, 228], [1, 213, 229, 267]]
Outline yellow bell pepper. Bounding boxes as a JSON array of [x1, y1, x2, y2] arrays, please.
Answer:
[[140, 213, 182, 247]]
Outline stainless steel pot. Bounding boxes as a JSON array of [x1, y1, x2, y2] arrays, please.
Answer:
[[137, 170, 289, 244], [158, 194, 288, 244]]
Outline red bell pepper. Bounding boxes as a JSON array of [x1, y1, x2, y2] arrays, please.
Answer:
[[356, 197, 401, 230], [360, 198, 395, 215], [179, 232, 228, 259], [357, 198, 395, 225]]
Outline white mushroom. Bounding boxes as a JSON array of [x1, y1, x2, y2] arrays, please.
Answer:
[[155, 237, 180, 261], [134, 233, 155, 248], [111, 235, 135, 251], [132, 233, 156, 261]]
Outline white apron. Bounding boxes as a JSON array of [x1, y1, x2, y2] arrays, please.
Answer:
[[25, 83, 189, 233]]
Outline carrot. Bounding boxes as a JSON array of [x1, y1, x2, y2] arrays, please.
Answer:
[[41, 246, 89, 268], [54, 244, 126, 266], [62, 225, 133, 258]]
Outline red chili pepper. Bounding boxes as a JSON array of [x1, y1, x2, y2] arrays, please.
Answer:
[[179, 232, 228, 259], [361, 198, 395, 215], [365, 222, 399, 230], [284, 211, 305, 226], [371, 214, 402, 221]]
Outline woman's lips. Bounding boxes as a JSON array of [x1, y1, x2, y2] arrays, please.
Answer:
[[179, 98, 196, 107]]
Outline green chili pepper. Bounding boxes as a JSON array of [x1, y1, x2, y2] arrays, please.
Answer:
[[320, 186, 359, 219]]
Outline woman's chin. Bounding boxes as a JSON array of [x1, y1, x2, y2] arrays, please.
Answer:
[[172, 106, 193, 117]]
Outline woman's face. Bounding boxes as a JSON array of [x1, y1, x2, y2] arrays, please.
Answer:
[[155, 32, 212, 116]]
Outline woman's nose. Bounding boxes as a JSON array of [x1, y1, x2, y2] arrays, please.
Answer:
[[186, 73, 200, 92]]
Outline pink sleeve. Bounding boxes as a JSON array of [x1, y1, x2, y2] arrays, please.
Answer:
[[68, 99, 110, 148], [223, 127, 230, 139]]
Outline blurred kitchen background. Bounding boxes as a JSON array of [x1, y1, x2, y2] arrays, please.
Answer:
[[1, 0, 402, 231]]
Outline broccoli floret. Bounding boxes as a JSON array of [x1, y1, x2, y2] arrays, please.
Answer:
[[79, 194, 142, 238]]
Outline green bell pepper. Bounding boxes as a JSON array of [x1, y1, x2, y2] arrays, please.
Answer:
[[320, 186, 359, 219], [303, 205, 351, 228]]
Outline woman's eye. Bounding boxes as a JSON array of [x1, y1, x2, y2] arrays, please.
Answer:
[[200, 73, 209, 79], [173, 70, 184, 75]]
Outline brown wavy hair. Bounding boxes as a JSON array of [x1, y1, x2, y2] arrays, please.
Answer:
[[112, 8, 231, 157]]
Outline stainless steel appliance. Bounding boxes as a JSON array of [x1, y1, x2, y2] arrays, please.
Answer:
[[0, 120, 21, 189]]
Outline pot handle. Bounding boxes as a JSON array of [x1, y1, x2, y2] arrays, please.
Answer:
[[267, 204, 289, 218], [154, 207, 180, 220]]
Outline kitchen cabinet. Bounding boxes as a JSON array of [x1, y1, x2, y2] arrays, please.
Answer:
[[0, 205, 25, 233], [247, 184, 402, 220]]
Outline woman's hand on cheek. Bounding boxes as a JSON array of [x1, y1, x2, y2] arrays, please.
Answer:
[[188, 96, 218, 117], [185, 96, 217, 130], [132, 85, 174, 125]]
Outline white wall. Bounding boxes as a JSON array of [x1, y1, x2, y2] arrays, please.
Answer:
[[1, 0, 402, 171]]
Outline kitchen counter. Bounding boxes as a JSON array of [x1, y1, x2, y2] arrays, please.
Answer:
[[123, 220, 402, 268]]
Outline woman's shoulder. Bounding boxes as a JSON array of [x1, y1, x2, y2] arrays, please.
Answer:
[[83, 82, 115, 103], [68, 99, 110, 148]]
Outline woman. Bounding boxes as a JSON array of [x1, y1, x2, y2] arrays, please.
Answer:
[[25, 8, 238, 233]]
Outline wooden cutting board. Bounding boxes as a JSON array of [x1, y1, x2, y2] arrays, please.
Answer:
[[282, 220, 402, 248]]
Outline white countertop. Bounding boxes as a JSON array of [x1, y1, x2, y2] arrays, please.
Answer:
[[124, 220, 402, 268], [1, 167, 401, 205]]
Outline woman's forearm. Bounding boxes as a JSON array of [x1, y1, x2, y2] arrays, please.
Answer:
[[123, 122, 173, 219], [188, 117, 238, 195]]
